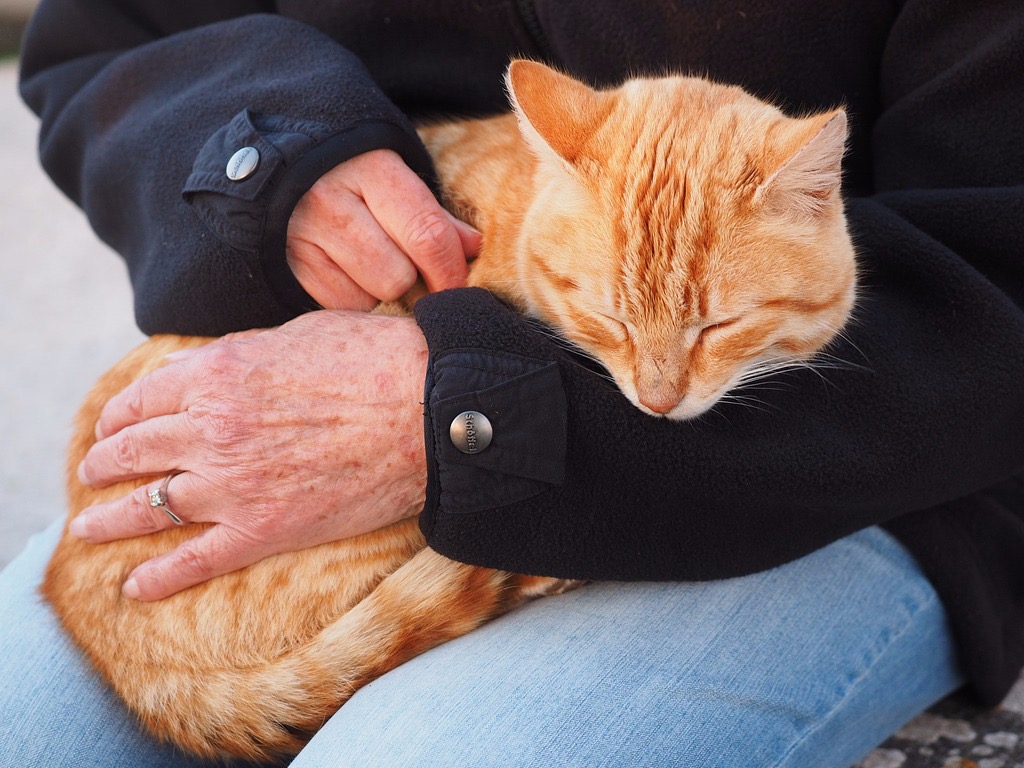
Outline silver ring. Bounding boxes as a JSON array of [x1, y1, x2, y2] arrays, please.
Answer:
[[148, 474, 185, 525]]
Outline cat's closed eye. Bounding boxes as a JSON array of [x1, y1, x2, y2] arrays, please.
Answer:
[[597, 313, 632, 343], [700, 317, 741, 338]]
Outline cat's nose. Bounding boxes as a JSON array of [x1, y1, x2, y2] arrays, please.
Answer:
[[636, 386, 683, 415], [635, 357, 687, 415]]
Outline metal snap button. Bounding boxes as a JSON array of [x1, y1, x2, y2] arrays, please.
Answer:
[[226, 146, 260, 181], [449, 410, 493, 454]]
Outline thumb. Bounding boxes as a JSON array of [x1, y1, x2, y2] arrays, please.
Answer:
[[446, 212, 483, 260]]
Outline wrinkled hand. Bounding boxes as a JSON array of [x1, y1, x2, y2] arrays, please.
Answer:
[[287, 148, 481, 310], [71, 310, 429, 601]]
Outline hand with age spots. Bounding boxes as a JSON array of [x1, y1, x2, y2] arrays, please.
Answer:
[[286, 148, 480, 310], [70, 310, 430, 601]]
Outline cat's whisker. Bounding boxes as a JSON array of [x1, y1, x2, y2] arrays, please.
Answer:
[[716, 391, 775, 415], [830, 307, 873, 362], [828, 330, 872, 368], [733, 380, 793, 394], [735, 348, 866, 392], [772, 359, 839, 389], [522, 319, 619, 385], [721, 387, 776, 405], [735, 359, 806, 385], [730, 349, 872, 403], [699, 402, 735, 427], [720, 395, 771, 410]]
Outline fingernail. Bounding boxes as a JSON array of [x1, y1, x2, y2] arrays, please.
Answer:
[[68, 513, 88, 539], [122, 577, 141, 600], [446, 211, 481, 235], [76, 460, 89, 486]]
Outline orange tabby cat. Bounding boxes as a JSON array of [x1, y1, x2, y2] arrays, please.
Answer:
[[44, 60, 856, 760]]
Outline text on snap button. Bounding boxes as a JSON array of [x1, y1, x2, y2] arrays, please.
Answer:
[[450, 410, 493, 454]]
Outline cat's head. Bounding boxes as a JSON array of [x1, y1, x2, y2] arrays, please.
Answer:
[[505, 60, 857, 420]]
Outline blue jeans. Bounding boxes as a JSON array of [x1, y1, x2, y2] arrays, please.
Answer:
[[0, 520, 962, 768]]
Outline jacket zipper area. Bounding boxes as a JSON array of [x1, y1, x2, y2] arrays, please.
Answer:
[[515, 0, 556, 63]]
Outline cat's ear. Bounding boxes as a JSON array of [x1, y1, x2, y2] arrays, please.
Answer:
[[755, 109, 847, 217], [505, 59, 610, 170]]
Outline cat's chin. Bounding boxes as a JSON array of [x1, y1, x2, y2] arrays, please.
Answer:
[[630, 394, 719, 422]]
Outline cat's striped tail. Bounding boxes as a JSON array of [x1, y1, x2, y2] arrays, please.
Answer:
[[123, 548, 577, 760]]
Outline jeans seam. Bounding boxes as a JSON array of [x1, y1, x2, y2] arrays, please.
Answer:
[[769, 589, 939, 768]]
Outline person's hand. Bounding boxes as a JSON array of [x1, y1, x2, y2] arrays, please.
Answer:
[[70, 310, 429, 601], [287, 149, 481, 310]]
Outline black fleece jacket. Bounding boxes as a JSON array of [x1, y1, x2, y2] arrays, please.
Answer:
[[19, 0, 1024, 705]]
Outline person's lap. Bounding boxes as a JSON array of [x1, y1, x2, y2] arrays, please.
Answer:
[[0, 520, 203, 768], [0, 520, 962, 768]]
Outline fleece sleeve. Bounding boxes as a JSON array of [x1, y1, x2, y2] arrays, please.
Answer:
[[18, 2, 435, 335], [414, 0, 1024, 583]]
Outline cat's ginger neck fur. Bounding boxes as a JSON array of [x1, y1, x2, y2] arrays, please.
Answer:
[[417, 111, 535, 306]]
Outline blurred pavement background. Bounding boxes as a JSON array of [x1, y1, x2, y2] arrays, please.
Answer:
[[1, 30, 144, 567]]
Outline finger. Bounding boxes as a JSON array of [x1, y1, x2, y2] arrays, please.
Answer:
[[95, 333, 261, 440], [122, 523, 269, 601], [94, 359, 196, 440], [79, 413, 192, 487], [315, 198, 420, 301], [286, 238, 377, 310], [290, 193, 423, 305], [70, 473, 199, 543], [290, 179, 421, 302], [159, 333, 247, 368], [449, 212, 484, 261], [360, 165, 473, 292]]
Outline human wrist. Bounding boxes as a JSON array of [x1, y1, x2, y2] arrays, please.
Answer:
[[323, 310, 429, 508], [378, 313, 430, 517], [393, 314, 430, 472]]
